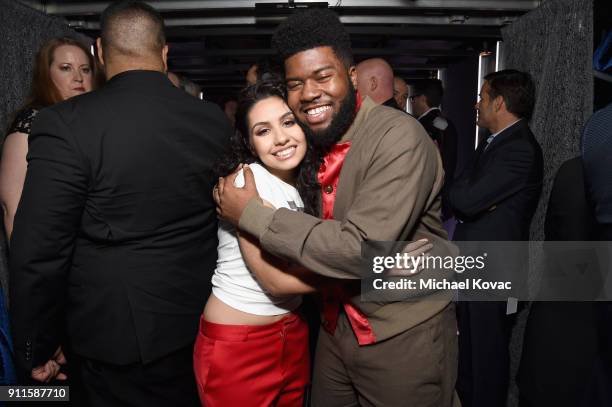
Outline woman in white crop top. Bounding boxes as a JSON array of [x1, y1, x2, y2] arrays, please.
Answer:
[[194, 80, 323, 406]]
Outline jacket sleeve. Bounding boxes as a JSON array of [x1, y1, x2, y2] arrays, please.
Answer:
[[448, 139, 536, 219], [9, 107, 89, 378], [239, 123, 442, 279], [442, 121, 458, 183]]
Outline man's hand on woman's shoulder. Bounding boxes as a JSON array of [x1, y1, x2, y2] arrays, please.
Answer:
[[214, 164, 262, 226]]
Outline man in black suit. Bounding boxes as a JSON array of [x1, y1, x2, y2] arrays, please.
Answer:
[[518, 157, 599, 407], [582, 102, 612, 406], [410, 79, 458, 220], [9, 2, 230, 405], [449, 69, 543, 407]]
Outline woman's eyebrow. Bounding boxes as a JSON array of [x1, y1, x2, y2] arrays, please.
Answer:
[[250, 120, 270, 132], [279, 111, 294, 120]]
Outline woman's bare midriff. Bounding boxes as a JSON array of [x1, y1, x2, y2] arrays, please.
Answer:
[[203, 293, 287, 325]]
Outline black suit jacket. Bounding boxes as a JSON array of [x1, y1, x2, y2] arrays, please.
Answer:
[[9, 70, 231, 375], [518, 157, 599, 406], [544, 157, 598, 241], [419, 108, 458, 219], [449, 119, 543, 241], [419, 109, 458, 185], [382, 96, 401, 110]]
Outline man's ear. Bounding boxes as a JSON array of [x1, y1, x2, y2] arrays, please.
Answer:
[[494, 95, 505, 112], [162, 44, 169, 71], [369, 76, 378, 92], [96, 38, 104, 66], [348, 65, 357, 89]]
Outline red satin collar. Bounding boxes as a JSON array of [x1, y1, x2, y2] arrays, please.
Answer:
[[316, 92, 376, 345], [316, 90, 362, 220], [317, 142, 351, 220]]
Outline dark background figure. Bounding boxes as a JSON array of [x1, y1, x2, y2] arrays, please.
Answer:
[[223, 99, 238, 128], [393, 76, 409, 112], [410, 79, 458, 221], [167, 70, 182, 87], [449, 69, 543, 407], [0, 282, 15, 386], [582, 102, 612, 407], [583, 102, 612, 239], [9, 2, 230, 405], [167, 70, 201, 98], [245, 58, 282, 86], [517, 156, 599, 407], [246, 62, 258, 85]]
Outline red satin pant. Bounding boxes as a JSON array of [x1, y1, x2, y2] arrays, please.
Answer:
[[193, 312, 310, 407]]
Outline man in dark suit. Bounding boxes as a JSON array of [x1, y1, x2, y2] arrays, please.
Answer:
[[410, 79, 458, 220], [518, 157, 599, 407], [9, 2, 230, 405], [393, 76, 409, 111], [449, 69, 543, 407], [582, 102, 612, 406]]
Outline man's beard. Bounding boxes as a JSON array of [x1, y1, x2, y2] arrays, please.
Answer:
[[297, 85, 357, 153]]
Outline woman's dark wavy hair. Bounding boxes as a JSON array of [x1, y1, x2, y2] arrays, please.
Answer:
[[215, 80, 321, 216]]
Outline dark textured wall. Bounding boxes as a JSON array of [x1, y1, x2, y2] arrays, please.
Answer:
[[501, 1, 593, 406], [502, 0, 593, 242], [0, 0, 91, 300]]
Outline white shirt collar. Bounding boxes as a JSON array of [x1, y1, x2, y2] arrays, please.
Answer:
[[418, 107, 440, 120], [487, 118, 522, 143]]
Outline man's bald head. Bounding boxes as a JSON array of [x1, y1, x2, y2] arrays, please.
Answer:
[[356, 58, 395, 104], [100, 1, 165, 62]]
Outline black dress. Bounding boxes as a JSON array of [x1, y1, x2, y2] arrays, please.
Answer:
[[7, 108, 38, 136]]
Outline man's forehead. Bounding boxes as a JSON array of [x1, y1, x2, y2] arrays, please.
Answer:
[[285, 46, 343, 73]]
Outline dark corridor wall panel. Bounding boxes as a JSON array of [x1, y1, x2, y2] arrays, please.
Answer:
[[500, 2, 593, 406], [443, 56, 479, 180], [502, 0, 594, 242]]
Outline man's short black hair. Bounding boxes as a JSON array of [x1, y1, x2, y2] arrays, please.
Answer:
[[100, 1, 165, 57], [484, 69, 535, 120], [271, 9, 354, 68], [412, 79, 444, 108]]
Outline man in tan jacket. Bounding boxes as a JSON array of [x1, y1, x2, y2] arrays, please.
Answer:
[[216, 9, 459, 407]]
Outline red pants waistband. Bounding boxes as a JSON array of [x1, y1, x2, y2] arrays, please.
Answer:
[[200, 312, 301, 342]]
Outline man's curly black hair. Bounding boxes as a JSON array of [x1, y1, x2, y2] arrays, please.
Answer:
[[271, 9, 354, 68]]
